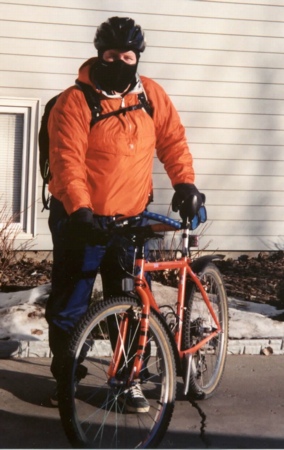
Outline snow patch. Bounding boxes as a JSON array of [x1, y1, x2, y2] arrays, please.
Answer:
[[0, 285, 51, 341], [0, 281, 284, 344]]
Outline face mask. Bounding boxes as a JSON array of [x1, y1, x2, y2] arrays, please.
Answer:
[[94, 58, 138, 93]]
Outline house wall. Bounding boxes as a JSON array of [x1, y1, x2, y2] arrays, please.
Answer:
[[0, 0, 284, 252]]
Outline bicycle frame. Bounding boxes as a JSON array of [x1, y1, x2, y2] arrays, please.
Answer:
[[135, 258, 222, 354], [108, 226, 222, 384]]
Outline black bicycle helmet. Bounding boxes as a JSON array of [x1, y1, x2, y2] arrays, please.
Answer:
[[94, 17, 146, 54]]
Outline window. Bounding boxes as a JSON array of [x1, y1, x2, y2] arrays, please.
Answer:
[[0, 98, 40, 238]]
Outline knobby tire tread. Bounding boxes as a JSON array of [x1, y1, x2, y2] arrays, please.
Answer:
[[182, 263, 228, 400], [59, 296, 177, 449]]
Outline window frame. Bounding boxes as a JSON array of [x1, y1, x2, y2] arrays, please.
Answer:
[[0, 97, 40, 239]]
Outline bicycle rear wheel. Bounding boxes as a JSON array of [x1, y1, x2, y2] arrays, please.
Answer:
[[183, 263, 228, 399], [59, 296, 176, 449]]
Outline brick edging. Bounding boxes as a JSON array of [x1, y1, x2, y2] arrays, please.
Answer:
[[1, 338, 283, 359]]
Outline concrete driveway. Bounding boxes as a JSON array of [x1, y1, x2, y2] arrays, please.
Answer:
[[0, 355, 283, 449]]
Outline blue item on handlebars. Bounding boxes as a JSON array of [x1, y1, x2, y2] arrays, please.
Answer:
[[142, 211, 181, 229], [142, 206, 207, 231]]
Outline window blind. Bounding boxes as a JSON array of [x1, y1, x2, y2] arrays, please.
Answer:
[[0, 113, 23, 221]]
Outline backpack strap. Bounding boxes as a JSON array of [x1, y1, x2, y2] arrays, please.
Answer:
[[90, 103, 145, 126], [75, 80, 102, 123], [39, 95, 59, 180], [75, 79, 153, 128], [39, 95, 60, 211], [137, 90, 153, 118]]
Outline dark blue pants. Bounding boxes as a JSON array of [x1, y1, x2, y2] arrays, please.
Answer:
[[46, 197, 149, 380]]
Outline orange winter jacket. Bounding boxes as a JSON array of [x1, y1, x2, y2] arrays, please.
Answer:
[[48, 57, 195, 216]]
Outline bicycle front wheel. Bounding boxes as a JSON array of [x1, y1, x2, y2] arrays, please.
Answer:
[[183, 263, 228, 399], [59, 296, 176, 449]]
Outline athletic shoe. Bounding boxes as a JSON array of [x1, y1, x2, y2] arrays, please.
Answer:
[[120, 382, 150, 413]]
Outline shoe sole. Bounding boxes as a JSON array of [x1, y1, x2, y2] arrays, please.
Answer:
[[118, 395, 150, 413], [50, 397, 58, 407], [124, 404, 150, 413]]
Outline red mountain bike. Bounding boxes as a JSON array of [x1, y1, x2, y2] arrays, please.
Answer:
[[58, 209, 228, 449]]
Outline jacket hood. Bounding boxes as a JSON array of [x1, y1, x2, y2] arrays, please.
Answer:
[[78, 57, 98, 87]]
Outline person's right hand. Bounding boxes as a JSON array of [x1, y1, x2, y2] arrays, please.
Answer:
[[68, 208, 108, 246], [69, 207, 94, 235]]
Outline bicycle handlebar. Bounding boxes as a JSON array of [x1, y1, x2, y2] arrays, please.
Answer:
[[89, 206, 207, 247], [142, 207, 207, 232], [108, 206, 206, 236], [110, 205, 207, 231]]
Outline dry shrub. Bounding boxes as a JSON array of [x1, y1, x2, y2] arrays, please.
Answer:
[[0, 204, 33, 286]]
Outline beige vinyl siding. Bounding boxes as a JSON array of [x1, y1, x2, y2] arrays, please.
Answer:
[[0, 0, 283, 251]]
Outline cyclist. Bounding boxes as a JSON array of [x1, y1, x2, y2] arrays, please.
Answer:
[[46, 16, 203, 412]]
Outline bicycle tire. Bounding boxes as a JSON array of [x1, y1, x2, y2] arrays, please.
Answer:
[[182, 263, 228, 400], [58, 296, 176, 449]]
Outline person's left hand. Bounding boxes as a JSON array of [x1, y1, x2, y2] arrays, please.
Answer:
[[172, 183, 205, 223]]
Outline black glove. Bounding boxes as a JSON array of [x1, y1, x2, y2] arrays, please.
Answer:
[[172, 183, 205, 223], [69, 207, 94, 232], [68, 208, 108, 246]]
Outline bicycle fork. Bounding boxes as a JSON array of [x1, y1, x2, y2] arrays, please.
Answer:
[[107, 258, 151, 386]]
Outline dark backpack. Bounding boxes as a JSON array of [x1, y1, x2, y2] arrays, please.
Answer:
[[38, 80, 153, 210]]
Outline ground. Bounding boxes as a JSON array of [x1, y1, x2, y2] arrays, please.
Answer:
[[1, 251, 284, 309]]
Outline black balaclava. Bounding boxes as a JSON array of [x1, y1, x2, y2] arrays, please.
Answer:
[[92, 51, 139, 93]]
